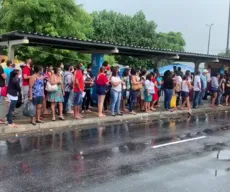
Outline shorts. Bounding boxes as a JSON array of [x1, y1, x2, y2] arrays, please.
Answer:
[[181, 91, 189, 98], [211, 87, 218, 93], [74, 92, 83, 106], [22, 85, 29, 96], [96, 85, 107, 95], [33, 96, 43, 105]]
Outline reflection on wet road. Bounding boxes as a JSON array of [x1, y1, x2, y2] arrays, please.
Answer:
[[0, 111, 230, 191]]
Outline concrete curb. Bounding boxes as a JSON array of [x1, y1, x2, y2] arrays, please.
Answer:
[[1, 106, 230, 136]]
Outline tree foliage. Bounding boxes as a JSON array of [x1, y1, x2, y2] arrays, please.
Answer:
[[0, 2, 186, 68], [219, 52, 230, 57], [91, 10, 186, 68], [0, 0, 93, 64]]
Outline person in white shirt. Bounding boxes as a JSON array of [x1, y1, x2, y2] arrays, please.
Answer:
[[193, 71, 201, 108], [181, 76, 193, 115], [174, 71, 182, 106], [144, 73, 155, 113], [110, 67, 123, 116]]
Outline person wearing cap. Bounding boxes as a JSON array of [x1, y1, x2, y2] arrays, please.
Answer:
[[198, 69, 208, 105]]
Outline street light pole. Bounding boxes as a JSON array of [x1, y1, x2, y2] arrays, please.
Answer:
[[226, 0, 230, 55], [206, 23, 214, 55]]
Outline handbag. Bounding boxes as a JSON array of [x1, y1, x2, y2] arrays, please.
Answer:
[[23, 101, 36, 117], [132, 83, 143, 91], [170, 95, 177, 108], [1, 86, 7, 97], [46, 81, 58, 92]]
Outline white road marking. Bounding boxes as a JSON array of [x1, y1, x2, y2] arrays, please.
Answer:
[[151, 136, 207, 149]]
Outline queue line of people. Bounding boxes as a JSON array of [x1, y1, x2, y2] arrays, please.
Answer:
[[0, 59, 229, 128]]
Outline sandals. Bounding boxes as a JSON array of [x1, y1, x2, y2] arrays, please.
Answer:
[[31, 121, 36, 126], [59, 116, 65, 121], [36, 120, 44, 124]]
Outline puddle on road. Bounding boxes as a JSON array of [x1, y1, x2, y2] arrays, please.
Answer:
[[217, 150, 230, 160], [214, 168, 230, 176]]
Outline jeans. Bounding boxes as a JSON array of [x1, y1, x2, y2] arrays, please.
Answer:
[[129, 90, 137, 112], [217, 91, 223, 105], [164, 89, 173, 110], [82, 89, 91, 110], [110, 89, 122, 115], [7, 100, 17, 124], [67, 90, 74, 111], [63, 91, 70, 114], [193, 91, 200, 108], [198, 89, 206, 105]]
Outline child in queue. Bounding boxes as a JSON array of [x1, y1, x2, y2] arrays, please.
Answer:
[[144, 73, 155, 113]]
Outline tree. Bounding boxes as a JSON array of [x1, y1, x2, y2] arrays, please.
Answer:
[[0, 0, 94, 65], [91, 10, 186, 68], [219, 52, 230, 57]]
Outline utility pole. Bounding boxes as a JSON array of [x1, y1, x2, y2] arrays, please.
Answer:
[[226, 0, 230, 55], [206, 24, 214, 55]]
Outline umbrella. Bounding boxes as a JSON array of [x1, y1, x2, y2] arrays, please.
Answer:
[[149, 63, 194, 76]]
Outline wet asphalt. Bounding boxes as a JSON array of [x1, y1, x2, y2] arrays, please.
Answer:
[[1, 111, 230, 191]]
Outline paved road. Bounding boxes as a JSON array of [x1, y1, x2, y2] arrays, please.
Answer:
[[0, 111, 230, 191]]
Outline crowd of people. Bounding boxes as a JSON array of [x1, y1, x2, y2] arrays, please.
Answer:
[[0, 58, 228, 128]]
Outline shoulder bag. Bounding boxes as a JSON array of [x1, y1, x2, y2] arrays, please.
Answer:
[[46, 76, 58, 92]]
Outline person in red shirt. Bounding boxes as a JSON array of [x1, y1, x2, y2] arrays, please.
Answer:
[[22, 59, 32, 103], [151, 72, 159, 111], [74, 63, 85, 119], [96, 66, 109, 117]]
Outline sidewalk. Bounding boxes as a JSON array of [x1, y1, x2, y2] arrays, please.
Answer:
[[0, 101, 229, 136]]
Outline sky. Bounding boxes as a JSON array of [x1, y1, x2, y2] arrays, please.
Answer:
[[78, 0, 230, 55]]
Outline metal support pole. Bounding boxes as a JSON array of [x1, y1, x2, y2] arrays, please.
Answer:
[[0, 39, 29, 60], [194, 61, 200, 73], [8, 45, 15, 61], [206, 24, 214, 55], [207, 27, 211, 54], [226, 0, 230, 55]]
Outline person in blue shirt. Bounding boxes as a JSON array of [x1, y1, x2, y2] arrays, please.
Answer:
[[4, 60, 13, 86]]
